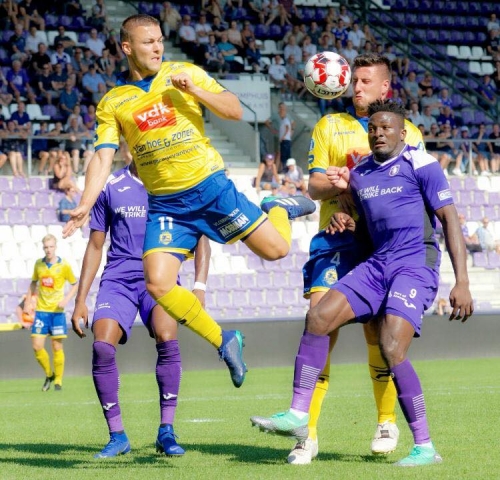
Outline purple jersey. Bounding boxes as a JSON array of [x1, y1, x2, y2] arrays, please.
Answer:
[[90, 166, 147, 279], [350, 145, 454, 269]]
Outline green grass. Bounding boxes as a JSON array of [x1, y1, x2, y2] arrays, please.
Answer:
[[1, 358, 499, 480]]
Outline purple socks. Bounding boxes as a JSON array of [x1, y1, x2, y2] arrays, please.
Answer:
[[291, 331, 329, 413], [391, 358, 430, 444], [156, 340, 182, 425]]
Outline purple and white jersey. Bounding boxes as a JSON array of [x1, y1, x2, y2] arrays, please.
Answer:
[[90, 166, 147, 279], [350, 145, 454, 269]]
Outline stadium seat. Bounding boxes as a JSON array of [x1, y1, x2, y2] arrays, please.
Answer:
[[6, 209, 25, 225], [468, 61, 482, 75], [458, 46, 472, 59], [481, 63, 495, 76], [472, 251, 489, 268], [8, 259, 28, 278]]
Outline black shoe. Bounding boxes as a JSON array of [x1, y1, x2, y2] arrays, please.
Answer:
[[42, 374, 55, 392], [54, 384, 62, 391]]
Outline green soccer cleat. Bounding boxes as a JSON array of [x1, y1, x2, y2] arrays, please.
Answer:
[[42, 374, 55, 392], [260, 195, 316, 220], [394, 444, 443, 467], [218, 330, 247, 388], [250, 410, 309, 441]]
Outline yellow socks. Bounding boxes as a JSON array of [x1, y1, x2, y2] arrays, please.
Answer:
[[266, 206, 292, 248], [34, 348, 52, 377], [157, 284, 222, 348], [53, 348, 65, 386], [367, 343, 397, 424], [308, 352, 331, 441]]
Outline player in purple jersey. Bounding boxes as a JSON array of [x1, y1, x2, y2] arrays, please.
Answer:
[[251, 100, 473, 467], [71, 161, 211, 458]]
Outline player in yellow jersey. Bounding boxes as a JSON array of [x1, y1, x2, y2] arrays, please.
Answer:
[[283, 54, 425, 464], [25, 234, 79, 391], [63, 14, 315, 389]]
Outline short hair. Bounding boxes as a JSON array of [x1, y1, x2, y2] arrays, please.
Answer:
[[367, 99, 407, 119], [42, 234, 57, 244], [353, 53, 392, 78], [121, 14, 160, 43]]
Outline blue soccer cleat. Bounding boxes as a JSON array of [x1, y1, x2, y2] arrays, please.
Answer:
[[260, 195, 316, 220], [94, 432, 131, 458], [250, 410, 309, 441], [156, 424, 185, 456], [394, 443, 443, 467], [218, 330, 247, 388]]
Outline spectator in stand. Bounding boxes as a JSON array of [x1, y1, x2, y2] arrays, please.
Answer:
[[88, 0, 109, 33], [49, 62, 68, 100], [418, 71, 435, 94], [322, 6, 338, 27], [218, 32, 243, 73], [332, 19, 349, 47], [204, 32, 229, 74], [436, 105, 457, 130], [254, 152, 280, 193], [36, 63, 56, 104], [160, 2, 181, 41], [487, 13, 500, 32], [485, 28, 500, 62], [66, 104, 84, 130], [102, 64, 117, 89], [66, 116, 92, 173], [226, 19, 244, 56], [438, 87, 453, 110], [82, 64, 106, 104], [51, 42, 72, 69], [341, 39, 358, 65], [283, 157, 306, 195], [362, 23, 377, 45], [53, 26, 76, 54], [347, 22, 365, 50], [0, 69, 13, 107], [268, 54, 288, 94], [64, 0, 84, 16], [477, 74, 497, 113], [96, 48, 115, 76], [211, 16, 227, 41], [488, 123, 500, 172], [459, 213, 482, 254], [454, 126, 480, 176], [403, 70, 419, 104], [59, 80, 81, 121], [6, 60, 36, 105], [420, 87, 442, 117], [420, 105, 437, 134], [265, 1, 291, 27], [359, 40, 374, 56], [283, 35, 302, 62], [46, 121, 67, 172], [4, 119, 28, 177], [178, 15, 198, 58], [203, 0, 223, 20], [18, 0, 45, 31], [385, 43, 409, 77], [10, 101, 31, 135], [317, 32, 333, 53], [83, 103, 97, 130], [285, 54, 306, 99], [407, 101, 425, 127], [278, 101, 293, 173], [28, 42, 51, 77], [241, 21, 256, 50], [338, 4, 352, 27], [70, 48, 89, 82], [25, 25, 47, 55], [9, 23, 28, 63], [32, 121, 51, 174], [50, 149, 79, 192], [245, 39, 262, 73], [57, 185, 78, 222], [390, 71, 406, 103], [195, 13, 213, 51], [105, 30, 125, 65], [475, 123, 498, 175], [306, 21, 321, 46], [436, 124, 464, 176], [283, 25, 300, 46], [0, 146, 7, 172], [86, 29, 106, 59], [302, 35, 317, 60], [475, 217, 499, 253]]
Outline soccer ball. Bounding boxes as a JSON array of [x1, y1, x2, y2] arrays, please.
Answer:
[[303, 52, 351, 100]]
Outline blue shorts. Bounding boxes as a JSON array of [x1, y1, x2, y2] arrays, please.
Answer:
[[333, 256, 439, 337], [31, 311, 68, 338], [144, 171, 266, 257], [302, 230, 370, 298], [92, 274, 181, 344]]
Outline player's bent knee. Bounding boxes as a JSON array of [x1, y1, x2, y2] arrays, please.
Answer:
[[146, 281, 174, 301]]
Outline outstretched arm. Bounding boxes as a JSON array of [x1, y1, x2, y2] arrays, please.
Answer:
[[435, 204, 474, 322]]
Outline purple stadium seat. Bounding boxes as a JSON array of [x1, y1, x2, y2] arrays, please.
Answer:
[[5, 295, 20, 313], [246, 254, 263, 271], [41, 208, 60, 224], [208, 274, 224, 290], [483, 205, 498, 220], [60, 15, 72, 27], [253, 24, 269, 39], [16, 277, 32, 294], [17, 191, 34, 208], [34, 191, 52, 208], [461, 110, 475, 126], [0, 278, 16, 295], [1, 192, 17, 208], [472, 251, 489, 268], [459, 191, 474, 206], [469, 206, 483, 220], [256, 271, 273, 289], [223, 274, 239, 289], [266, 292, 282, 307], [12, 176, 29, 191], [78, 32, 90, 43], [488, 252, 500, 269], [28, 177, 45, 191], [464, 176, 477, 190], [232, 291, 249, 307], [451, 94, 463, 110], [0, 176, 10, 190], [240, 306, 257, 319], [448, 177, 462, 191], [288, 271, 303, 288], [240, 274, 256, 289], [44, 14, 58, 28], [181, 259, 195, 274], [273, 274, 288, 288], [216, 291, 232, 308], [269, 24, 283, 40], [282, 288, 298, 305], [474, 111, 487, 126], [24, 208, 42, 224], [474, 190, 488, 205], [279, 254, 294, 271]]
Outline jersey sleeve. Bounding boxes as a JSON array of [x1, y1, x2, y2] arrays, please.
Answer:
[[94, 92, 121, 150], [31, 260, 39, 282], [190, 63, 227, 94], [411, 150, 454, 211], [63, 261, 78, 285], [404, 120, 426, 152], [89, 188, 109, 233], [308, 117, 331, 174]]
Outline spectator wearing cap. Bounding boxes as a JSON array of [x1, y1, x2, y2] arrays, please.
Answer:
[[284, 158, 307, 195], [254, 153, 281, 193]]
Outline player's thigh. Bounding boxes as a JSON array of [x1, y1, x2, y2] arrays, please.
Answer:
[[243, 219, 289, 260], [307, 289, 355, 335], [143, 251, 182, 295], [93, 318, 124, 346], [31, 335, 46, 350]]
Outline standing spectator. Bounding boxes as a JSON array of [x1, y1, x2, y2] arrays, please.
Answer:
[[283, 157, 306, 194], [254, 152, 281, 193], [278, 102, 293, 173], [86, 29, 106, 59], [25, 234, 79, 391], [160, 1, 181, 41], [57, 186, 78, 222], [82, 64, 106, 104]]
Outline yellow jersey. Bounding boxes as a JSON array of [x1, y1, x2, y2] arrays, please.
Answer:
[[95, 62, 228, 196], [308, 110, 425, 230], [32, 258, 77, 312]]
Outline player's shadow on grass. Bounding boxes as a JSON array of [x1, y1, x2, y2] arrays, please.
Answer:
[[187, 442, 392, 465]]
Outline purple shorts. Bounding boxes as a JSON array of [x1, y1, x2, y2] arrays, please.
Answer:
[[333, 255, 439, 337]]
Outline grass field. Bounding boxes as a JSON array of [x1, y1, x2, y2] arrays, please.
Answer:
[[1, 358, 499, 480]]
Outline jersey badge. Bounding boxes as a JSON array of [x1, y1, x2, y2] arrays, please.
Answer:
[[389, 165, 400, 176], [323, 268, 338, 285], [159, 232, 172, 245]]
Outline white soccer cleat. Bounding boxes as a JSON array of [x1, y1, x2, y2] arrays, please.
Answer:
[[371, 421, 399, 455], [287, 438, 319, 465]]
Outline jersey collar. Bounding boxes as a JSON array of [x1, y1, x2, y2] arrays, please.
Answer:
[[116, 70, 157, 92], [346, 105, 369, 132]]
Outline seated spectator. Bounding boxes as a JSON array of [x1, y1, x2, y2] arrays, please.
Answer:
[[459, 213, 482, 254], [32, 121, 51, 174], [59, 80, 81, 120], [10, 101, 31, 135], [301, 36, 317, 61], [385, 43, 409, 77], [204, 33, 229, 74], [332, 19, 349, 47], [178, 15, 199, 60], [28, 42, 51, 77], [438, 87, 453, 110], [83, 104, 97, 130], [57, 186, 78, 222], [283, 157, 306, 194], [276, 179, 298, 198], [50, 42, 72, 70], [420, 86, 442, 117], [66, 116, 92, 173], [218, 32, 243, 73], [435, 124, 463, 176], [283, 36, 302, 62], [36, 62, 55, 104], [70, 48, 90, 81], [474, 123, 498, 175], [454, 126, 480, 176], [245, 39, 262, 74], [418, 70, 435, 93], [53, 26, 76, 53], [241, 21, 256, 50], [17, 293, 37, 329], [195, 13, 213, 51], [420, 105, 437, 134], [46, 121, 67, 171], [7, 60, 37, 104], [96, 48, 115, 75], [389, 71, 406, 105], [317, 32, 334, 53], [66, 104, 84, 130], [49, 63, 68, 100], [436, 106, 457, 130], [160, 1, 181, 41], [268, 54, 288, 93], [82, 64, 106, 104], [9, 23, 28, 63], [88, 0, 109, 33], [485, 28, 500, 62], [210, 16, 227, 41], [49, 150, 78, 191], [487, 13, 500, 32], [338, 4, 353, 27], [105, 30, 125, 64], [64, 0, 84, 16], [264, 1, 291, 27], [403, 70, 419, 104], [477, 74, 497, 113], [341, 39, 357, 65], [488, 123, 500, 173], [362, 23, 377, 45], [25, 25, 47, 55], [18, 0, 45, 31], [475, 217, 500, 253], [102, 64, 117, 89], [285, 54, 306, 99], [86, 28, 106, 59], [254, 153, 280, 193], [226, 19, 244, 56], [3, 120, 27, 177], [347, 22, 365, 50], [407, 101, 425, 127]]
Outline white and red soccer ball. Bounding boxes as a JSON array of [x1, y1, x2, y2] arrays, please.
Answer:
[[303, 52, 351, 100]]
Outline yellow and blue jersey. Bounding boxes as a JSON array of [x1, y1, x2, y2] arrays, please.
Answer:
[[308, 108, 424, 230], [32, 257, 77, 312], [95, 62, 228, 196]]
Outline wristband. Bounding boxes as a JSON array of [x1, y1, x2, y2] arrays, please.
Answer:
[[193, 282, 207, 291]]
